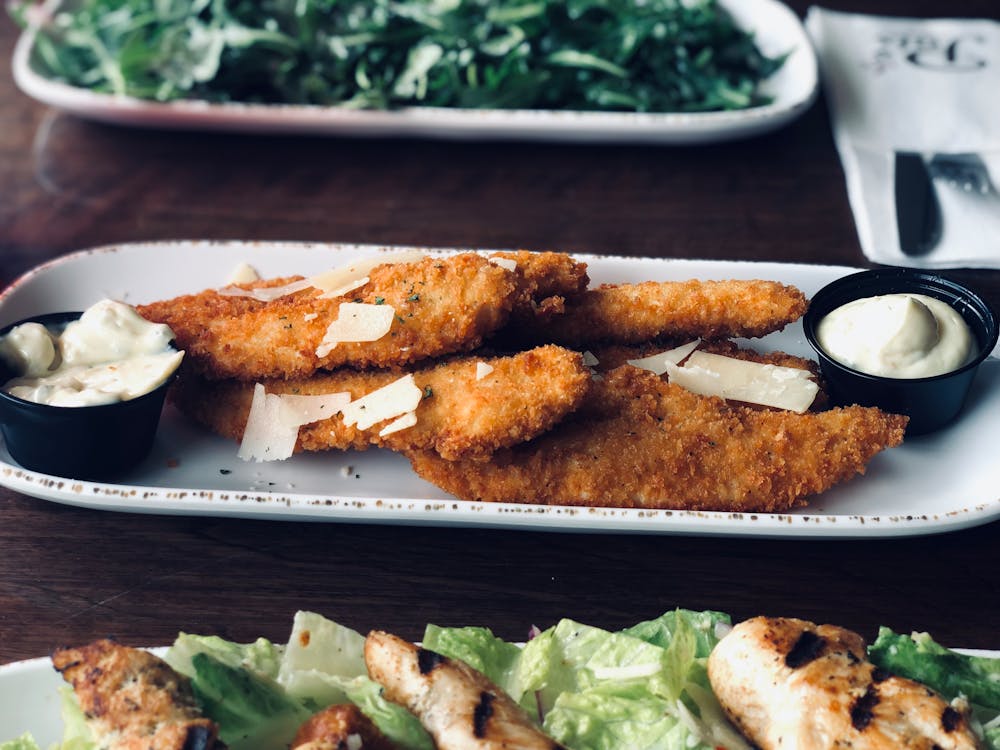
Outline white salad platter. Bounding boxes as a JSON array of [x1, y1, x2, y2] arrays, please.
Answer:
[[0, 645, 994, 748], [12, 0, 818, 144], [0, 241, 998, 538]]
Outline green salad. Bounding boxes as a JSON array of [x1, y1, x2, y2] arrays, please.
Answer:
[[3, 610, 999, 750], [15, 0, 786, 111]]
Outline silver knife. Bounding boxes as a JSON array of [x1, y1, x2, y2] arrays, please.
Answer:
[[894, 151, 942, 256]]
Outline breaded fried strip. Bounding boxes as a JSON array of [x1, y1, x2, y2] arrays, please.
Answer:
[[52, 639, 223, 750], [292, 704, 399, 750], [528, 279, 809, 345], [171, 345, 590, 461], [365, 631, 567, 750], [138, 253, 519, 381], [406, 366, 907, 512], [489, 250, 590, 312]]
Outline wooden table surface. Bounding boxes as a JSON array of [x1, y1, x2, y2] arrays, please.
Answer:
[[1, 0, 998, 670]]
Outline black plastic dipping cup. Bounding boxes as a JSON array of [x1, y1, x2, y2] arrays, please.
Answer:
[[0, 311, 176, 480], [803, 268, 998, 435]]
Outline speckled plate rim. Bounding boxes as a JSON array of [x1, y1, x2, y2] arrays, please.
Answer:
[[0, 240, 998, 539], [0, 644, 996, 747], [11, 0, 818, 144]]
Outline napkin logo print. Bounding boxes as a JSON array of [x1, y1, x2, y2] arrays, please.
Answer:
[[867, 33, 989, 74]]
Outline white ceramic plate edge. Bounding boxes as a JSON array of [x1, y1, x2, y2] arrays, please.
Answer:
[[11, 0, 818, 144], [1, 241, 998, 539]]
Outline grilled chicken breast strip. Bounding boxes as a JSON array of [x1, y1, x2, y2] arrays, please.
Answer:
[[708, 616, 983, 750], [364, 631, 567, 750], [52, 639, 224, 750]]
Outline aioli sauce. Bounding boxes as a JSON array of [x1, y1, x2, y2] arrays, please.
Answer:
[[0, 300, 184, 407], [816, 293, 974, 379]]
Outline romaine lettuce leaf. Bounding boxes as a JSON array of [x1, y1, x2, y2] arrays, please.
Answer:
[[868, 627, 1000, 710], [166, 632, 284, 681], [277, 610, 367, 707], [516, 618, 614, 714], [421, 625, 522, 695], [427, 609, 745, 749], [185, 651, 312, 750], [276, 611, 432, 750], [57, 684, 96, 750], [337, 675, 434, 750], [0, 734, 41, 750]]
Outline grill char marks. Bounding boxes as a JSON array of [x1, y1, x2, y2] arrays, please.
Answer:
[[473, 691, 495, 738], [707, 616, 984, 750], [417, 647, 446, 675], [942, 707, 962, 733], [851, 685, 881, 731], [784, 630, 827, 669]]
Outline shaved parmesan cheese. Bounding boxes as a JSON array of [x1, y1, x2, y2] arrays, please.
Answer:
[[581, 351, 600, 367], [489, 256, 518, 272], [226, 262, 261, 285], [238, 387, 352, 462], [218, 278, 314, 302], [308, 250, 427, 299], [475, 361, 494, 380], [379, 410, 417, 436], [238, 384, 299, 462], [278, 392, 352, 424], [317, 303, 395, 357], [666, 350, 818, 413], [627, 340, 701, 375], [341, 374, 422, 430]]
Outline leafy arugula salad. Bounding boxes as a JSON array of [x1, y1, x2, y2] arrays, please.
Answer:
[[2, 609, 999, 750], [15, 0, 786, 112]]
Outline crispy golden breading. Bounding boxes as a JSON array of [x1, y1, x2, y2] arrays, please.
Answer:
[[526, 279, 809, 346], [138, 253, 520, 381], [51, 639, 222, 750], [292, 704, 400, 750], [365, 631, 567, 750], [171, 345, 590, 461], [489, 249, 589, 321], [405, 366, 907, 513]]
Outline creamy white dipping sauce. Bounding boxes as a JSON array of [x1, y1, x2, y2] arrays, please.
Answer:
[[816, 293, 974, 379], [0, 299, 184, 407]]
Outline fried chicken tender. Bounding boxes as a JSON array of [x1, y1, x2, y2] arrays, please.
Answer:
[[171, 345, 590, 461], [526, 279, 809, 346], [52, 639, 223, 750], [405, 366, 907, 513], [292, 704, 400, 750], [489, 249, 589, 322], [137, 253, 520, 381]]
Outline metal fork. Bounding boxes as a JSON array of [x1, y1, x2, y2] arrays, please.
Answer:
[[927, 153, 998, 196]]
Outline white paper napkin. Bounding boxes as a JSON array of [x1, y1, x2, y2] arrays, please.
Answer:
[[806, 7, 1000, 268]]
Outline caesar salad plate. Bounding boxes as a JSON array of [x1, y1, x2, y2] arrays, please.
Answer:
[[11, 0, 818, 144], [1, 241, 998, 538], [0, 645, 995, 748]]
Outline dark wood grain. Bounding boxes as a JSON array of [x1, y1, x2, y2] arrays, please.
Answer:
[[1, 1, 999, 668]]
